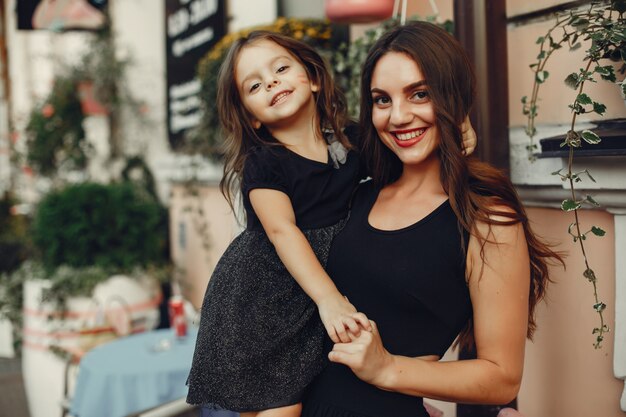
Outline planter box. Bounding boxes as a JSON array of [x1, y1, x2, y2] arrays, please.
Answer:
[[22, 275, 162, 417]]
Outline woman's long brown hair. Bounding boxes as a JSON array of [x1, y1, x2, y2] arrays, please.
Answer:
[[359, 21, 564, 348], [217, 31, 351, 210]]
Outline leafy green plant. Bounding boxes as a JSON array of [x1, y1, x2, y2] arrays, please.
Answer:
[[75, 27, 146, 158], [24, 27, 145, 175], [0, 192, 31, 273], [32, 182, 169, 273], [522, 0, 626, 348], [0, 262, 32, 353], [25, 74, 88, 175]]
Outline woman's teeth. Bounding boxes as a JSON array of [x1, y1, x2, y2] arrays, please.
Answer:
[[395, 128, 426, 140]]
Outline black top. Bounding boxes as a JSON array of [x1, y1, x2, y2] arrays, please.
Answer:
[[303, 180, 472, 417], [242, 145, 361, 231]]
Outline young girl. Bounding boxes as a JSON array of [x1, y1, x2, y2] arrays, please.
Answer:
[[186, 30, 475, 417], [186, 31, 371, 417]]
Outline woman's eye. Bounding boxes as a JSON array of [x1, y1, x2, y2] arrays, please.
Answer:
[[277, 65, 289, 73], [412, 90, 429, 101], [249, 83, 261, 92], [373, 96, 391, 106]]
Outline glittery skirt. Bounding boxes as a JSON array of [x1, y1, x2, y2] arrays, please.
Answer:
[[186, 219, 347, 412]]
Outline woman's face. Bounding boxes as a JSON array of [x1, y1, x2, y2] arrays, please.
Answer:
[[370, 52, 439, 166]]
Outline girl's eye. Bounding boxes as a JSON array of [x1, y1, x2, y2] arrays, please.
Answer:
[[373, 96, 391, 106], [277, 65, 289, 73], [411, 90, 429, 101], [249, 83, 261, 93]]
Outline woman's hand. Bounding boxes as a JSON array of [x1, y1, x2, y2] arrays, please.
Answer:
[[328, 320, 395, 387], [317, 294, 371, 343], [461, 116, 477, 156]]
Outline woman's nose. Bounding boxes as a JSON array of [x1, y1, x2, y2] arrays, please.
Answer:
[[389, 102, 412, 126]]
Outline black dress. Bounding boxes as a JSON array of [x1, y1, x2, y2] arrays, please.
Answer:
[[302, 180, 472, 417], [186, 144, 362, 412]]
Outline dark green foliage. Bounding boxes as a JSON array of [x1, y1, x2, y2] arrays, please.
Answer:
[[32, 182, 168, 273], [25, 75, 88, 175], [0, 193, 30, 273]]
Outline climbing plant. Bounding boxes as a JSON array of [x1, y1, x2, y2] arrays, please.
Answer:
[[522, 0, 625, 348]]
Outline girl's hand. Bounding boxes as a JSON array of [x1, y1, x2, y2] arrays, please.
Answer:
[[317, 294, 371, 343], [328, 320, 394, 387], [461, 116, 477, 156]]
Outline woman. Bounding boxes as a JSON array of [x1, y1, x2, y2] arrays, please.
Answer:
[[301, 21, 562, 417]]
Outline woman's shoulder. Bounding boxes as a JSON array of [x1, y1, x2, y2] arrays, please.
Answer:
[[350, 179, 377, 207]]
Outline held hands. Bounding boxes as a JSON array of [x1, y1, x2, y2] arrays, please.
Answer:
[[317, 293, 371, 343], [328, 320, 394, 388], [461, 116, 477, 156]]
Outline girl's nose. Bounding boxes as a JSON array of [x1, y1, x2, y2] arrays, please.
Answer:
[[266, 79, 280, 90]]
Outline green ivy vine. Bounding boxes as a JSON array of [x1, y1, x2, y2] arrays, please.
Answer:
[[522, 0, 626, 348]]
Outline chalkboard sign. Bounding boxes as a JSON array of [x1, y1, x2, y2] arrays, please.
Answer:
[[165, 0, 226, 150]]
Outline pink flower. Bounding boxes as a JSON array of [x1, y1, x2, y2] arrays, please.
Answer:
[[42, 103, 55, 118]]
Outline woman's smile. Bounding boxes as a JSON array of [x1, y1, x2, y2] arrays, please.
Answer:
[[391, 127, 429, 147]]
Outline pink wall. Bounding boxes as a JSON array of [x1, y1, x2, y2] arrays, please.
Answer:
[[520, 207, 621, 417], [169, 184, 239, 309]]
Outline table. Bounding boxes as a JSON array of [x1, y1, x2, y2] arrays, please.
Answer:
[[70, 327, 197, 417]]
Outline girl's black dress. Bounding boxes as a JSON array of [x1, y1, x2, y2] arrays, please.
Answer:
[[186, 144, 361, 412], [302, 180, 473, 417]]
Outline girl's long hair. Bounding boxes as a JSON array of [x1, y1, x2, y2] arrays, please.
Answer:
[[359, 21, 564, 348], [217, 31, 351, 210]]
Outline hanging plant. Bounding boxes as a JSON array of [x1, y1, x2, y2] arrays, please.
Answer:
[[522, 0, 625, 348], [25, 73, 89, 175], [24, 25, 148, 177]]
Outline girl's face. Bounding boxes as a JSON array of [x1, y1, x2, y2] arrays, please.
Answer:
[[370, 52, 439, 166], [235, 40, 319, 132]]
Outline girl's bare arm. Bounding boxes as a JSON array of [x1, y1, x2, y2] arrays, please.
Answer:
[[250, 188, 370, 343]]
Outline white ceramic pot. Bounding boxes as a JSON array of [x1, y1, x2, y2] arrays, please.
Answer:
[[22, 275, 162, 417]]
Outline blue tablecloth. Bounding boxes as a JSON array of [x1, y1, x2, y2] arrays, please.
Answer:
[[70, 327, 197, 417]]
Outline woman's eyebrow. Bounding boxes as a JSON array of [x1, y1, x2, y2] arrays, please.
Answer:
[[403, 80, 427, 92], [370, 80, 427, 95]]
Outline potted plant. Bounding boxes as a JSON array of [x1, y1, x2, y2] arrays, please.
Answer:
[[14, 180, 171, 417], [29, 181, 169, 308]]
